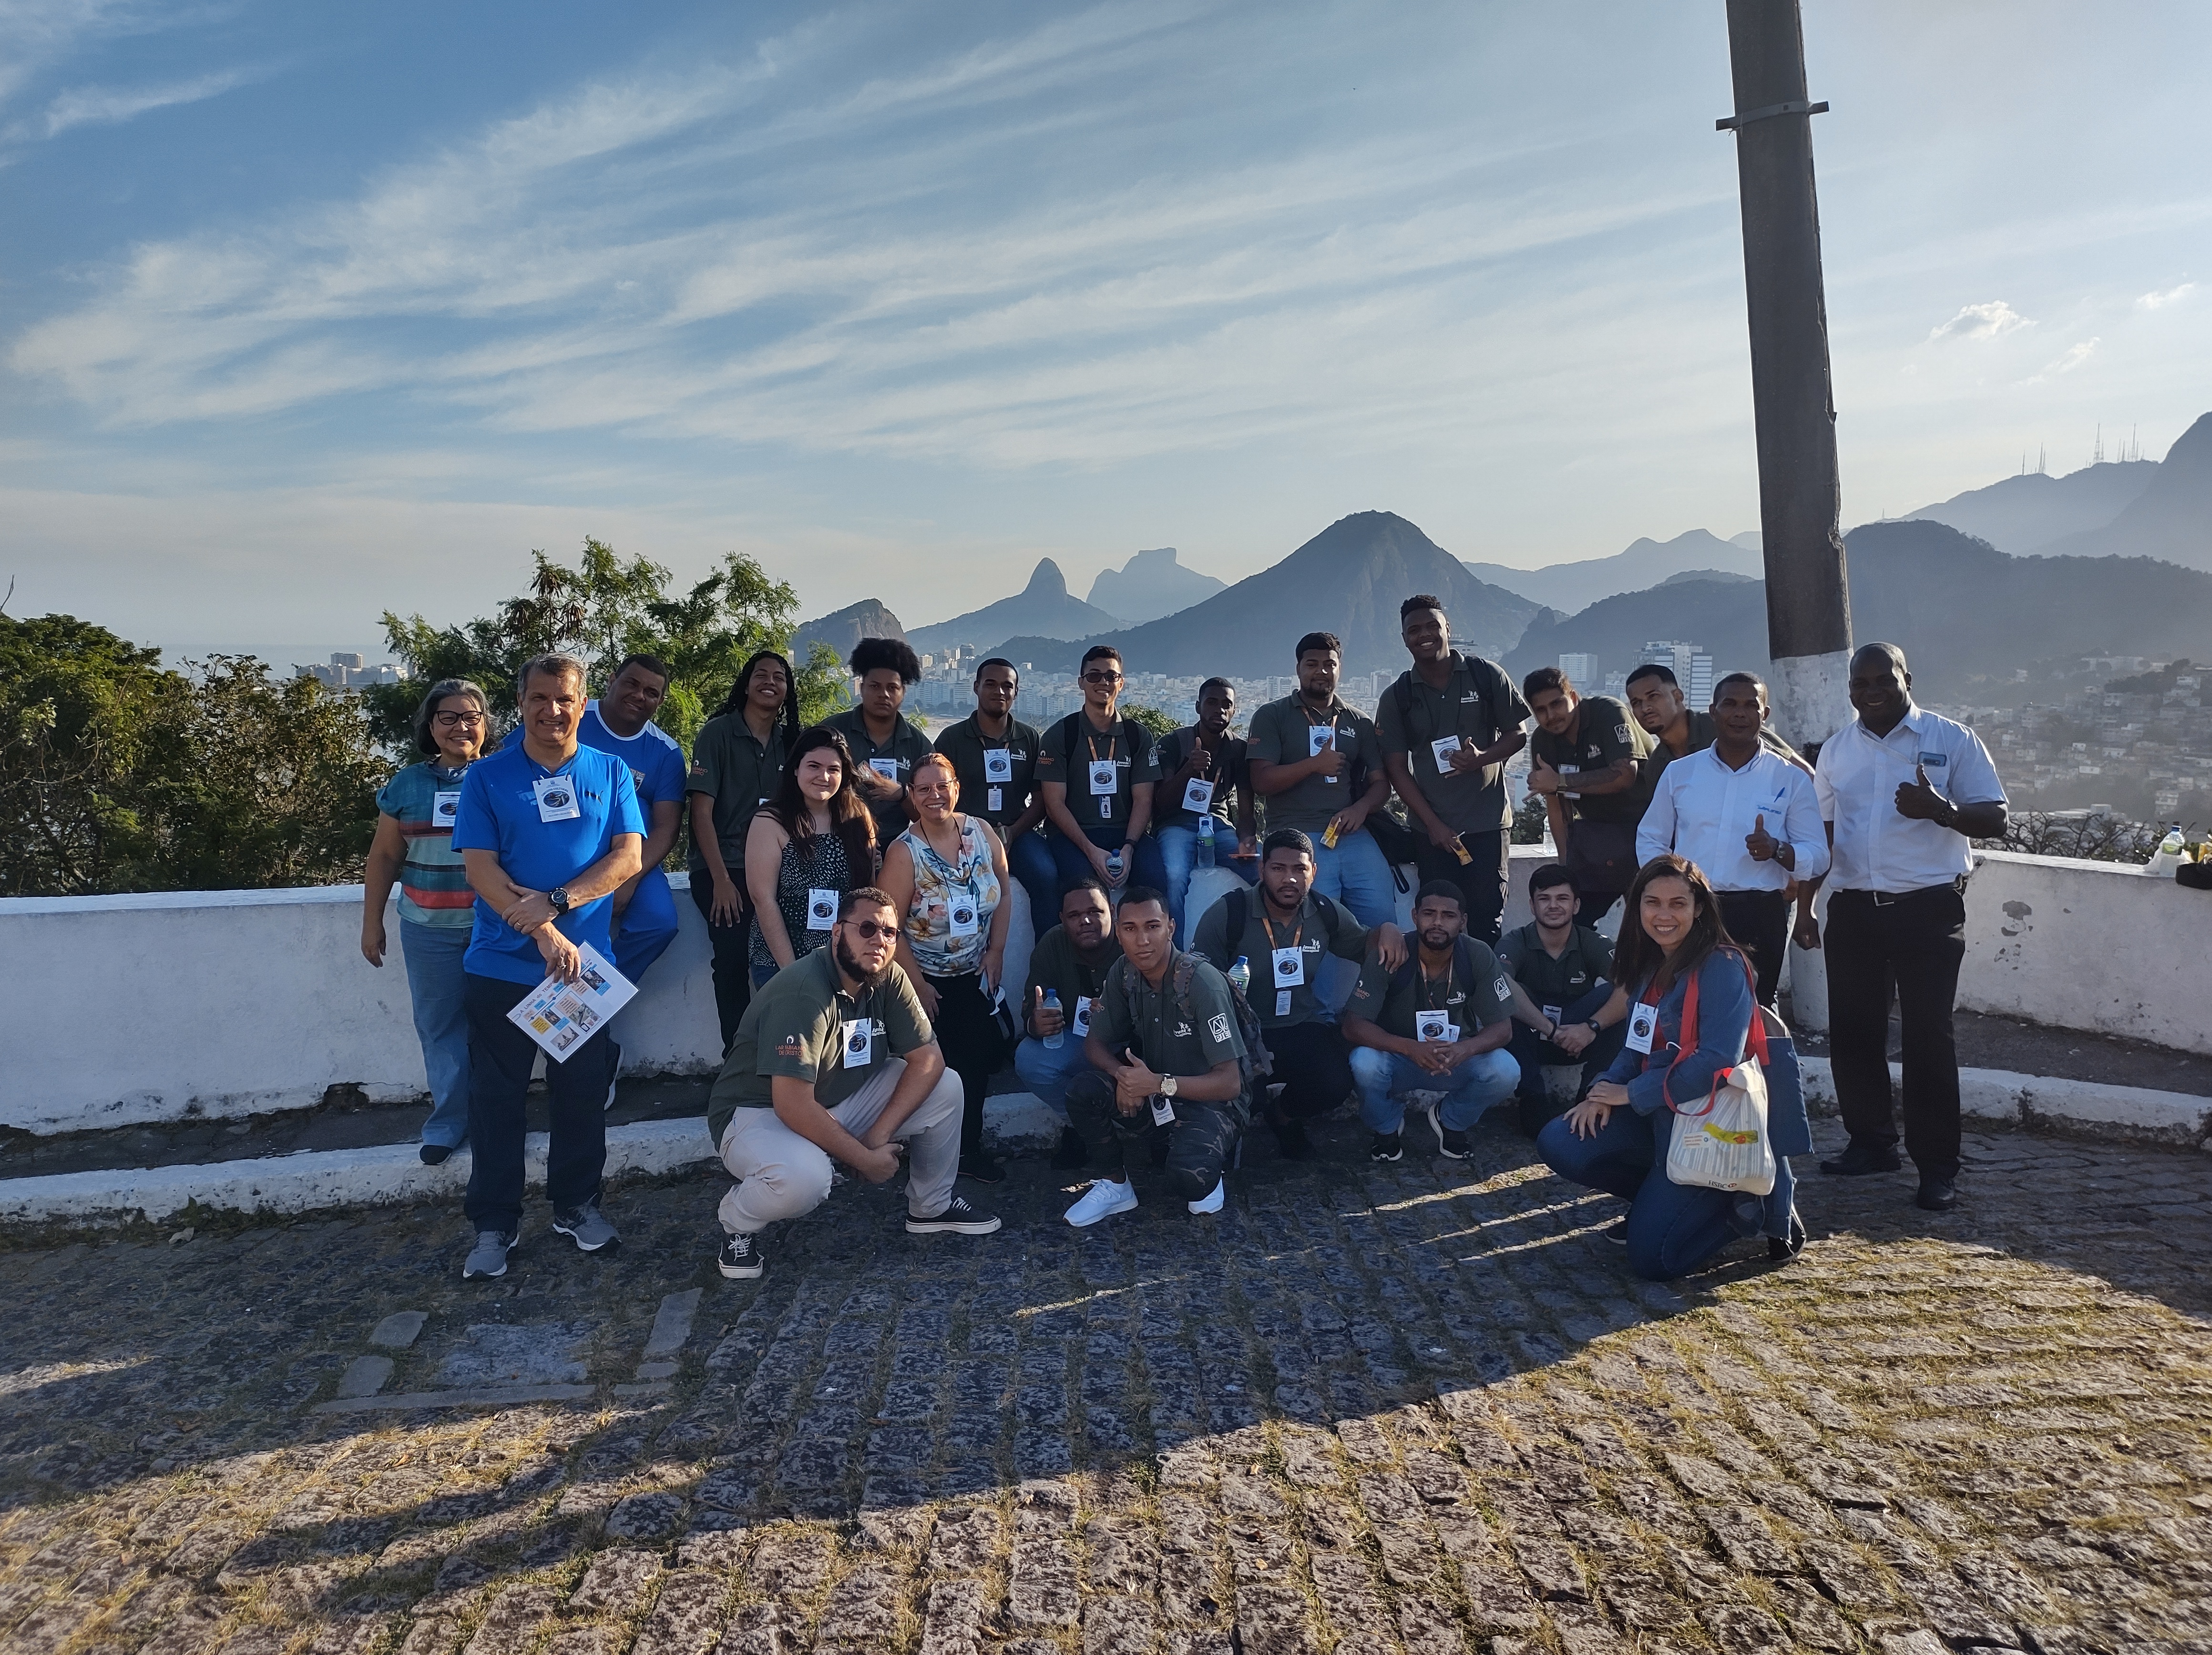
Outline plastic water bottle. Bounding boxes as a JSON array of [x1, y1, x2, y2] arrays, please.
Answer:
[[2148, 826, 2187, 878], [1228, 955, 1250, 995], [1196, 814, 1217, 868], [1106, 848, 1125, 882], [1042, 989, 1065, 1050]]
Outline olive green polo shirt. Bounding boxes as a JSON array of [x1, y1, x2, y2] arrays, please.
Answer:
[[1528, 695, 1653, 827], [1247, 695, 1382, 835], [1021, 924, 1124, 1039], [1035, 711, 1160, 838], [1190, 889, 1364, 1028], [707, 948, 934, 1146], [823, 707, 934, 842], [1088, 950, 1246, 1084], [686, 712, 789, 876], [1498, 922, 1613, 1015], [1153, 726, 1249, 832], [933, 712, 1043, 835], [1374, 654, 1529, 833], [1345, 937, 1512, 1044]]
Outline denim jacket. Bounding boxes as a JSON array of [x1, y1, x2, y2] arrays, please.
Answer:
[[1602, 947, 1812, 1158]]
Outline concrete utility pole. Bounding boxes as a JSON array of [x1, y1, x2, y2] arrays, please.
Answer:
[[1721, 0, 1852, 748]]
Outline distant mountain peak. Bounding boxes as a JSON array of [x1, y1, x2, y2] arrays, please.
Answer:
[[1023, 558, 1068, 598], [1085, 544, 1226, 625]]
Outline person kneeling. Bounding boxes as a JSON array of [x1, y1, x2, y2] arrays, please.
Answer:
[[1064, 887, 1251, 1225], [706, 887, 1000, 1280], [1500, 863, 1628, 1136], [1536, 854, 1804, 1282], [1342, 880, 1520, 1161]]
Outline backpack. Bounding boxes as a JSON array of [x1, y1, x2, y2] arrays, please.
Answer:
[[1213, 888, 1356, 975], [1059, 712, 1149, 771], [1168, 949, 1271, 1120], [1384, 934, 1484, 1003]]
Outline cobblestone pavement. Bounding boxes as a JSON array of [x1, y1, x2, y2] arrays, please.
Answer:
[[5, 1115, 2212, 1655]]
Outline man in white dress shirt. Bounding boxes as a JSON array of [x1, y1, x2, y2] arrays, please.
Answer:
[[1800, 644, 2007, 1213], [1636, 672, 1827, 1007]]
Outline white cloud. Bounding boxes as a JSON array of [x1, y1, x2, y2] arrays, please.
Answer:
[[2019, 337, 2099, 385], [2136, 281, 2196, 310], [1927, 299, 2031, 341], [39, 63, 262, 136]]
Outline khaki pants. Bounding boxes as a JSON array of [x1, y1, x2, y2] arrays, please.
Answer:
[[716, 1058, 963, 1234]]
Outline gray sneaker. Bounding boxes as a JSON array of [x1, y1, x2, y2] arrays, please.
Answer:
[[552, 1202, 619, 1252], [462, 1229, 516, 1280]]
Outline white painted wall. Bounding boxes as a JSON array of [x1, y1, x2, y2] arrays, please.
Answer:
[[5, 847, 2201, 1137]]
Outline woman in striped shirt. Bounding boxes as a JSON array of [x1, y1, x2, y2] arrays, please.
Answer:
[[362, 678, 492, 1165]]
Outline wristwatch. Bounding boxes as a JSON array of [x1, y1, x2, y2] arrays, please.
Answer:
[[1587, 1020, 1604, 1036], [549, 887, 572, 916], [1159, 1074, 1179, 1098]]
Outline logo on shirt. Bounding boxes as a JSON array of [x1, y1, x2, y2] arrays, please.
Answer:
[[1614, 724, 1630, 743], [1208, 1013, 1231, 1042], [1494, 975, 1509, 1000], [776, 1035, 801, 1057]]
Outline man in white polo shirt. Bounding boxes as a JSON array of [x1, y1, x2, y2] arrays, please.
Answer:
[[1636, 671, 1826, 1008], [1802, 643, 2007, 1213]]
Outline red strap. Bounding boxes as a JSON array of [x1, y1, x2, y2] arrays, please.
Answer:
[[1662, 950, 1766, 1114]]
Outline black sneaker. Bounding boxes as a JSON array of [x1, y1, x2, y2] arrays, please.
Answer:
[[1819, 1140, 1902, 1176], [1915, 1175, 1958, 1212], [717, 1233, 766, 1279], [419, 1143, 455, 1166], [1368, 1131, 1403, 1163], [1436, 1125, 1472, 1160], [1769, 1212, 1807, 1261], [1051, 1127, 1090, 1170], [906, 1194, 1003, 1236], [1603, 1219, 1630, 1246], [958, 1150, 1006, 1185]]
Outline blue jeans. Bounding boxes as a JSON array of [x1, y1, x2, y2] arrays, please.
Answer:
[[611, 867, 679, 985], [1014, 1035, 1092, 1119], [1156, 822, 1256, 941], [400, 920, 472, 1149], [1312, 827, 1398, 928], [1047, 826, 1167, 906], [1006, 829, 1060, 941], [1349, 1044, 1520, 1134], [1536, 1104, 1798, 1281]]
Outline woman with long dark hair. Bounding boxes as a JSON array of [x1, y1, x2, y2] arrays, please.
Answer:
[[687, 650, 803, 1045], [743, 725, 878, 987], [1538, 853, 1808, 1278]]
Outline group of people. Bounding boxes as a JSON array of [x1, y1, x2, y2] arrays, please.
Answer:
[[360, 588, 2005, 1285]]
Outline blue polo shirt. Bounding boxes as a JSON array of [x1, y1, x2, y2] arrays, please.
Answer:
[[506, 703, 688, 815], [451, 741, 646, 983]]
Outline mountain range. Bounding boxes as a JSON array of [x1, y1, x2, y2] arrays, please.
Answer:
[[1463, 529, 1763, 609], [2039, 411, 2212, 570], [1906, 460, 2159, 553], [1086, 547, 1225, 624], [905, 559, 1121, 654], [792, 598, 905, 665]]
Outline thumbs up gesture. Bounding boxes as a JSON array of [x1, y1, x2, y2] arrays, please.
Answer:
[[1744, 812, 1780, 862], [1527, 753, 1561, 795], [1894, 761, 1948, 821]]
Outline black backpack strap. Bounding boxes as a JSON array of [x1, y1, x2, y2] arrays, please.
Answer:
[[1222, 888, 1249, 964]]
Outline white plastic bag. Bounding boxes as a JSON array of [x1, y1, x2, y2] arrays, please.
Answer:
[[1667, 1052, 1777, 1195]]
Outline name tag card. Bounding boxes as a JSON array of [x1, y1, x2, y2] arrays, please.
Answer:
[[841, 1019, 874, 1068], [1275, 990, 1292, 1017], [1271, 946, 1306, 988], [948, 898, 980, 938], [432, 790, 461, 827], [1088, 759, 1118, 796], [983, 747, 1014, 782], [1542, 1003, 1564, 1025], [1182, 776, 1215, 815], [1073, 996, 1093, 1037], [806, 888, 839, 931], [1310, 724, 1340, 781], [1415, 1010, 1458, 1043], [1626, 1002, 1659, 1054], [1149, 1094, 1177, 1126], [533, 775, 582, 822], [869, 757, 901, 782]]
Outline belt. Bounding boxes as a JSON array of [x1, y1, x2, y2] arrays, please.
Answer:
[[1837, 875, 1968, 907]]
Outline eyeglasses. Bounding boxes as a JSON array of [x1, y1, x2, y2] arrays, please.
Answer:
[[1081, 672, 1123, 685], [843, 919, 895, 940], [432, 712, 486, 727]]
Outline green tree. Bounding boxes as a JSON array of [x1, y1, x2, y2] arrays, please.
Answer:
[[1123, 704, 1178, 744]]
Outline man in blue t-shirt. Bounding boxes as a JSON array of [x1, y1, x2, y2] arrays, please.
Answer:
[[451, 654, 645, 1281]]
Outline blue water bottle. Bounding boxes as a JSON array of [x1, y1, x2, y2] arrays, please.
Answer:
[[1042, 989, 1065, 1050], [1228, 955, 1250, 995], [1196, 813, 1217, 868]]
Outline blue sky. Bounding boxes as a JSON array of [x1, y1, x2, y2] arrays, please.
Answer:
[[4, 0, 2209, 664]]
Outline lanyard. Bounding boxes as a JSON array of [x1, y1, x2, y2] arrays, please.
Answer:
[[1259, 908, 1306, 955], [1086, 729, 1119, 765], [1300, 699, 1341, 735], [1420, 960, 1456, 1011]]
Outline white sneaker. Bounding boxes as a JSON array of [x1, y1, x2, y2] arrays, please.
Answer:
[[1065, 1179, 1138, 1227], [1187, 1178, 1225, 1216]]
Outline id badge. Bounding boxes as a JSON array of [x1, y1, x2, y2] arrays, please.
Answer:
[[869, 757, 901, 783], [948, 897, 981, 938], [533, 775, 582, 822], [1149, 1094, 1176, 1126], [1271, 946, 1306, 988], [986, 786, 1004, 813], [983, 747, 1014, 783], [1626, 1002, 1659, 1055], [1097, 796, 1113, 821], [1541, 1003, 1564, 1026], [1275, 989, 1292, 1018], [1182, 776, 1215, 815], [432, 789, 461, 828], [806, 888, 839, 932], [840, 1019, 874, 1069], [1073, 996, 1093, 1037], [1415, 1010, 1452, 1043], [1088, 759, 1118, 797], [1308, 725, 1336, 758], [1430, 736, 1462, 771]]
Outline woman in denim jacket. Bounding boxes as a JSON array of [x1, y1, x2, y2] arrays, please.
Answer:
[[1539, 853, 1808, 1279]]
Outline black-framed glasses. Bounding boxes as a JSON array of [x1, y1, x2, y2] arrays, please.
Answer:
[[1081, 671, 1123, 685], [432, 711, 486, 727], [844, 919, 895, 940]]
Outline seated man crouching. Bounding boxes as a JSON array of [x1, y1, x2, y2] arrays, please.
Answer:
[[708, 886, 1000, 1279], [1063, 885, 1250, 1226], [1342, 879, 1521, 1160]]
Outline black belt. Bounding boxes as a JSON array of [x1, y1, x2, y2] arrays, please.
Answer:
[[1836, 875, 1968, 908]]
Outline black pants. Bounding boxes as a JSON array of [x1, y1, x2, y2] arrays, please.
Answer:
[[1414, 828, 1509, 946], [1264, 1020, 1357, 1119], [463, 972, 611, 1234], [1065, 1069, 1239, 1200], [924, 971, 1008, 1158], [1825, 883, 1968, 1180], [1717, 889, 1792, 1008], [689, 879, 755, 1055], [1506, 981, 1625, 1133]]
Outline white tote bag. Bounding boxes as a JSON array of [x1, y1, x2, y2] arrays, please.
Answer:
[[1662, 962, 1777, 1196]]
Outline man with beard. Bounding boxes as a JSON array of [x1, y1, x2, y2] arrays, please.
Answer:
[[1153, 676, 1259, 941], [1342, 880, 1519, 1162], [1192, 828, 1405, 1157], [706, 887, 1000, 1279], [1248, 633, 1396, 928], [1522, 665, 1651, 922]]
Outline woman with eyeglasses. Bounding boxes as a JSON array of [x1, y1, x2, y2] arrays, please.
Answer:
[[745, 726, 880, 988], [879, 752, 1015, 1184], [362, 677, 494, 1165]]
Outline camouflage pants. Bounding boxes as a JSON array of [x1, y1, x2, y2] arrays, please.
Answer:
[[1065, 1070, 1240, 1202]]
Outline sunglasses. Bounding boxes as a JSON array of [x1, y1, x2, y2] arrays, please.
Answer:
[[1081, 671, 1123, 685], [843, 919, 895, 940]]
